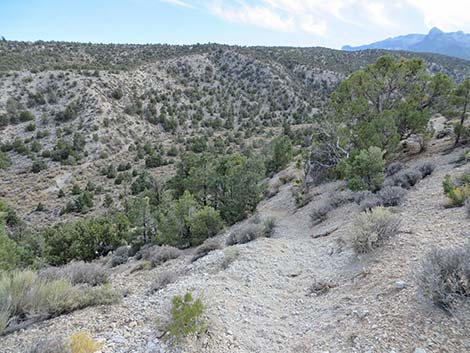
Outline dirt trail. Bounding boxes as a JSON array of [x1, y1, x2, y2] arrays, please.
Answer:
[[3, 149, 470, 353]]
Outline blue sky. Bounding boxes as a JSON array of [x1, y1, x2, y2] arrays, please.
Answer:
[[1, 0, 469, 48]]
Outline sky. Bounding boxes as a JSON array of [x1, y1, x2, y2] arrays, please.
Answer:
[[1, 0, 470, 49]]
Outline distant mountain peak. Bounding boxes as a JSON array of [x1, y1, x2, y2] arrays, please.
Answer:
[[428, 27, 444, 36], [342, 28, 470, 61]]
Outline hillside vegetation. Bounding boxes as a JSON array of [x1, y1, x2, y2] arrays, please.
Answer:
[[1, 42, 470, 352]]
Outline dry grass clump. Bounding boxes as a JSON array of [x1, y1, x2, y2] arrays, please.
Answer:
[[417, 161, 435, 178], [307, 281, 336, 296], [226, 224, 262, 245], [191, 238, 222, 263], [149, 271, 178, 293], [141, 245, 182, 267], [69, 332, 103, 353], [385, 161, 403, 177], [220, 248, 239, 270], [27, 336, 70, 353], [109, 246, 130, 267], [27, 333, 102, 353], [262, 217, 277, 238], [349, 207, 401, 254], [377, 186, 407, 207], [0, 270, 120, 335], [418, 244, 470, 311], [39, 261, 109, 286], [310, 191, 353, 225]]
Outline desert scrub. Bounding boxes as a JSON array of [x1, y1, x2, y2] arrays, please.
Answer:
[[149, 271, 178, 293], [0, 270, 121, 335], [27, 336, 70, 353], [377, 186, 407, 207], [27, 333, 102, 353], [418, 244, 470, 311], [226, 223, 262, 245], [262, 217, 277, 238], [39, 261, 109, 286], [443, 174, 470, 207], [141, 245, 182, 267], [349, 207, 401, 254], [310, 191, 353, 225], [191, 238, 222, 263], [167, 292, 205, 344], [69, 332, 103, 353]]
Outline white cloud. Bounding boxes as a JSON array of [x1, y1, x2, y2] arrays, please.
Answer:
[[209, 2, 295, 33], [202, 1, 399, 36], [404, 0, 470, 31], [160, 0, 193, 8], [160, 0, 470, 46]]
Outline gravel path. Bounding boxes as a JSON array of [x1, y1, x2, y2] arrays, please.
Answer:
[[2, 148, 470, 353]]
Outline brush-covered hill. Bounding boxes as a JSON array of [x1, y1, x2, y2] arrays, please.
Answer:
[[2, 41, 470, 226]]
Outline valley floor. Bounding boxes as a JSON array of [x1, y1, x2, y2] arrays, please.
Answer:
[[2, 145, 470, 353]]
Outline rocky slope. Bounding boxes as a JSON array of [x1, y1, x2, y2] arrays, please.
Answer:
[[2, 136, 469, 353], [2, 42, 470, 226]]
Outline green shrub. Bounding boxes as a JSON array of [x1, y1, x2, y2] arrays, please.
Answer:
[[349, 207, 401, 254], [31, 159, 47, 173], [0, 219, 19, 271], [43, 217, 128, 265], [0, 150, 10, 169], [266, 135, 293, 173], [158, 191, 198, 247], [189, 206, 223, 246], [443, 174, 470, 207], [344, 146, 385, 192], [167, 292, 205, 343]]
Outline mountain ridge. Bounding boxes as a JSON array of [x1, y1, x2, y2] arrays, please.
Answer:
[[343, 27, 470, 61]]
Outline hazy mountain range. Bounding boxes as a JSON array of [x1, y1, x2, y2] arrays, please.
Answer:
[[343, 27, 470, 61]]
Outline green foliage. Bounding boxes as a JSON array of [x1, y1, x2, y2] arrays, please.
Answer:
[[31, 159, 47, 173], [266, 135, 293, 173], [158, 191, 199, 247], [126, 196, 157, 244], [170, 152, 264, 225], [442, 174, 470, 207], [145, 153, 164, 168], [449, 77, 470, 145], [0, 218, 19, 271], [63, 191, 94, 214], [50, 136, 84, 165], [43, 216, 129, 265], [189, 206, 223, 246], [343, 146, 385, 192], [104, 164, 117, 179], [167, 292, 205, 343], [308, 56, 452, 185], [330, 57, 437, 138], [0, 150, 10, 169]]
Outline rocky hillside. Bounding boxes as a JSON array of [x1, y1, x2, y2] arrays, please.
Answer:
[[2, 42, 470, 226], [2, 134, 470, 353]]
